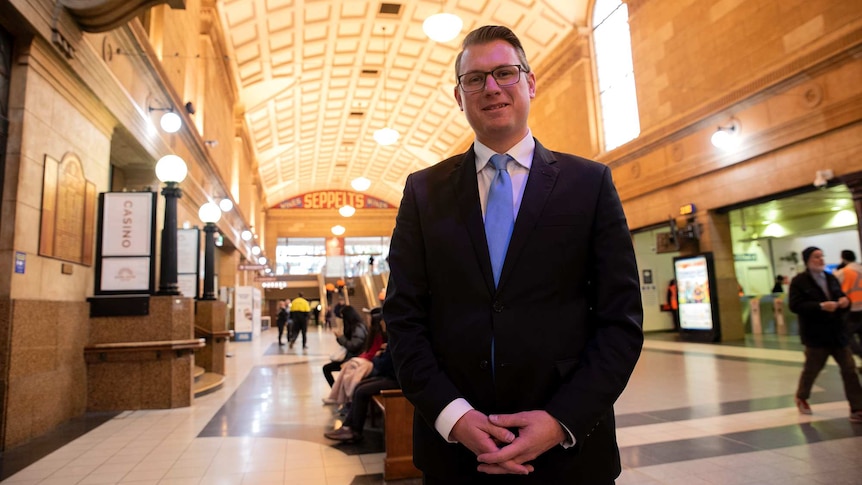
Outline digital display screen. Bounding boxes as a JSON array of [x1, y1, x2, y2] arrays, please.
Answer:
[[675, 254, 715, 331]]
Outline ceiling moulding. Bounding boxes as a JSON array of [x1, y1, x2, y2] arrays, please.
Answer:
[[60, 0, 186, 33]]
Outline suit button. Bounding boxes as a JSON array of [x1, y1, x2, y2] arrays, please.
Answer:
[[480, 360, 489, 370], [493, 301, 503, 312]]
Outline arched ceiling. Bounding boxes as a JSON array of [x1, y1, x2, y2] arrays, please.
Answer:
[[217, 0, 589, 209]]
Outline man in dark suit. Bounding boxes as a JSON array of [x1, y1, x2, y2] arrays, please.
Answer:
[[383, 25, 644, 483]]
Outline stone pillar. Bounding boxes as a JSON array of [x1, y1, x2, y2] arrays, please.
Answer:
[[680, 212, 745, 342], [692, 211, 745, 342]]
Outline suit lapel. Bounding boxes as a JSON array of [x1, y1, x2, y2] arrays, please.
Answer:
[[497, 140, 559, 290], [452, 147, 497, 293]]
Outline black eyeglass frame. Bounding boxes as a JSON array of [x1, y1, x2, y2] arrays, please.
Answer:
[[457, 65, 528, 93]]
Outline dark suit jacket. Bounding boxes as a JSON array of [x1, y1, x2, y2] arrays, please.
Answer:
[[789, 270, 848, 347], [384, 139, 644, 483]]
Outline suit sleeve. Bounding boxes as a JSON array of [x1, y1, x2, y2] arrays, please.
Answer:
[[383, 174, 465, 427], [545, 165, 644, 443]]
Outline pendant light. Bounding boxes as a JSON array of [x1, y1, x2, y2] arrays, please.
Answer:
[[374, 26, 400, 146], [423, 2, 462, 43]]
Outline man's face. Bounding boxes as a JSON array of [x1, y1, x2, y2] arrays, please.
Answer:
[[454, 40, 536, 149], [807, 250, 825, 272]]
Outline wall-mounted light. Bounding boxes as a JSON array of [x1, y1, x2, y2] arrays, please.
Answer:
[[710, 119, 740, 150], [149, 102, 182, 133], [331, 225, 346, 236], [351, 177, 371, 191], [813, 169, 834, 188], [218, 198, 233, 212], [258, 256, 267, 265], [339, 205, 356, 217], [241, 229, 253, 241], [251, 245, 261, 256]]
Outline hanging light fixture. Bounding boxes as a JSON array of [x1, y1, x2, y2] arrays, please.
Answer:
[[351, 177, 371, 191], [423, 2, 462, 43], [374, 26, 400, 146], [331, 225, 346, 236], [339, 205, 356, 217]]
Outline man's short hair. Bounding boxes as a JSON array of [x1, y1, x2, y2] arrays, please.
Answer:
[[455, 25, 531, 79], [842, 250, 857, 262]]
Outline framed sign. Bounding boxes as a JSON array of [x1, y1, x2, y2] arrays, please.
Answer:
[[177, 228, 201, 298], [177, 273, 199, 299], [99, 257, 151, 291], [94, 192, 157, 294]]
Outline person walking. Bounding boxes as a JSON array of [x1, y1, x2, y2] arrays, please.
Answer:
[[835, 250, 862, 367], [275, 299, 289, 346], [383, 25, 644, 484], [788, 246, 862, 422], [289, 292, 311, 349]]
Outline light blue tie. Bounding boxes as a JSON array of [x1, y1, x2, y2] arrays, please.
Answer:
[[485, 154, 514, 287]]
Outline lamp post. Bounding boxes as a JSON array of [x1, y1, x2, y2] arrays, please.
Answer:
[[155, 154, 188, 295], [198, 202, 221, 300]]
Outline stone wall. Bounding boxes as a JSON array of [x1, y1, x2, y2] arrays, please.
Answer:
[[2, 299, 89, 448]]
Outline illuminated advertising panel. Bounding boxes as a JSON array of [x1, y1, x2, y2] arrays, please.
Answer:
[[673, 252, 721, 342]]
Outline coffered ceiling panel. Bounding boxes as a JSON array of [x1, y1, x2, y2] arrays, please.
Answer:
[[218, 0, 587, 209]]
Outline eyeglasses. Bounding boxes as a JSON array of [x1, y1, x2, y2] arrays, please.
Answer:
[[457, 65, 526, 93]]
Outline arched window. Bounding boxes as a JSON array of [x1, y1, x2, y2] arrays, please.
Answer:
[[593, 0, 640, 151]]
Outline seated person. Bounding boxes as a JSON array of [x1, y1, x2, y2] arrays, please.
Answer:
[[322, 305, 367, 387], [324, 341, 398, 442], [323, 309, 385, 404]]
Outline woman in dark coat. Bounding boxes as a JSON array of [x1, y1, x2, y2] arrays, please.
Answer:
[[322, 305, 368, 387]]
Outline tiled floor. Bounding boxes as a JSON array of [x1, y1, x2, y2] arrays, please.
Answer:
[[2, 327, 862, 484]]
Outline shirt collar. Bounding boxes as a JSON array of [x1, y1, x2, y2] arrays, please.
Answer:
[[474, 130, 535, 173]]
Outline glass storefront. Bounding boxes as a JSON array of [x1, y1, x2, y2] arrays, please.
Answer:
[[275, 236, 390, 277]]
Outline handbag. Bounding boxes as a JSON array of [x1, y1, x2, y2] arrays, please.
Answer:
[[329, 346, 347, 362]]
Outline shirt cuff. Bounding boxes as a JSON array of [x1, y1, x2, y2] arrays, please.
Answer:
[[558, 420, 576, 449], [434, 398, 473, 443]]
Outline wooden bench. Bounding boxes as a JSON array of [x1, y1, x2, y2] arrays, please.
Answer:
[[372, 389, 421, 480]]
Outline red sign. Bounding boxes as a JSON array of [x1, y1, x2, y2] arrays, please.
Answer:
[[272, 190, 392, 210]]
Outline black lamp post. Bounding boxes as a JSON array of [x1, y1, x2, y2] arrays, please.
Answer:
[[155, 154, 187, 296], [198, 202, 221, 300]]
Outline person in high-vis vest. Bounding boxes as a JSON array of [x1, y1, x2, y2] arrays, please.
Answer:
[[666, 279, 680, 331], [835, 250, 862, 367]]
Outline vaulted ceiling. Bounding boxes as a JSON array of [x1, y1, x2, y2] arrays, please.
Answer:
[[216, 0, 589, 210]]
